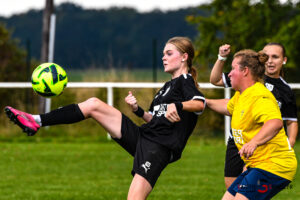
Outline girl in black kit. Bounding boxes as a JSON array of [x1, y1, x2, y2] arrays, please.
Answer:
[[209, 43, 298, 189], [5, 37, 205, 200]]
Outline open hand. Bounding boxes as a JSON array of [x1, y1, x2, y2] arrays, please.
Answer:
[[239, 141, 258, 159]]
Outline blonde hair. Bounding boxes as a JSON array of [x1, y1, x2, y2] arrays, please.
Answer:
[[166, 37, 198, 88], [234, 49, 268, 82]]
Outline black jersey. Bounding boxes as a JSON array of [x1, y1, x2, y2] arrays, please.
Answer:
[[222, 73, 298, 121], [141, 74, 205, 162]]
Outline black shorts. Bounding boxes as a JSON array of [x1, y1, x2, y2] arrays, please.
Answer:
[[113, 114, 172, 188], [224, 137, 244, 177]]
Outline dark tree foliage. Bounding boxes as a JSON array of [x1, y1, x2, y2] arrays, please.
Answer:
[[0, 3, 203, 70], [0, 23, 37, 112], [187, 0, 300, 82], [187, 0, 300, 133], [0, 24, 27, 81]]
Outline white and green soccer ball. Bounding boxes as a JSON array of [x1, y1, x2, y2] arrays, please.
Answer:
[[31, 63, 68, 97]]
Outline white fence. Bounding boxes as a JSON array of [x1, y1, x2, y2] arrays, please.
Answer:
[[1, 82, 300, 143]]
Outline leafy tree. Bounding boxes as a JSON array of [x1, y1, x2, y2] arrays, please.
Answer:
[[186, 0, 300, 132], [0, 23, 28, 81], [0, 23, 36, 114], [271, 2, 300, 81], [187, 0, 299, 80], [0, 3, 200, 70]]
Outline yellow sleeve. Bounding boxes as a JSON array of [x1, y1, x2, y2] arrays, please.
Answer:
[[227, 91, 239, 115], [252, 96, 282, 123]]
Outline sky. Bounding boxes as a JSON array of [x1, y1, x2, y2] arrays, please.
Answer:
[[0, 0, 212, 17]]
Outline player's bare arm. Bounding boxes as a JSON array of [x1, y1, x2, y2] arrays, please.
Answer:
[[206, 99, 230, 116], [286, 120, 298, 147], [125, 91, 152, 123], [239, 119, 283, 159], [210, 44, 231, 86]]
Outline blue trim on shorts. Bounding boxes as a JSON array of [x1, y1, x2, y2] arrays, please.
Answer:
[[228, 168, 291, 200]]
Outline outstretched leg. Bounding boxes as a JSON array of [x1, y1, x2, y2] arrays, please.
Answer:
[[78, 97, 122, 139], [5, 97, 123, 139]]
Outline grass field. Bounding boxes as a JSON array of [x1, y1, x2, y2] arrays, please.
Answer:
[[0, 137, 299, 200]]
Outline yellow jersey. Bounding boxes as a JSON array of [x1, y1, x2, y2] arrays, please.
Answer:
[[227, 82, 297, 181]]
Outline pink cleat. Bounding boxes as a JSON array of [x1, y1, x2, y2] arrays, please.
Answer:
[[4, 106, 40, 136]]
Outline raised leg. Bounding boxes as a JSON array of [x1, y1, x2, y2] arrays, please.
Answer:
[[78, 97, 122, 139], [127, 174, 152, 200]]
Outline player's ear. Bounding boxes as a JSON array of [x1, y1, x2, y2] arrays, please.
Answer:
[[243, 66, 250, 77], [283, 57, 287, 65], [182, 52, 188, 61]]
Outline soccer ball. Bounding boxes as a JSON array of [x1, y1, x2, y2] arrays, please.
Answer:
[[31, 63, 68, 97]]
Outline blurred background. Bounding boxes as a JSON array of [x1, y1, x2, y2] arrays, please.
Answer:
[[0, 0, 299, 140], [0, 1, 299, 199]]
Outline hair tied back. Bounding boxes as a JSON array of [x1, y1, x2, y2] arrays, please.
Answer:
[[258, 50, 268, 65]]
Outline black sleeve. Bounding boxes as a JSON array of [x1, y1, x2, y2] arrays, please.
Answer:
[[180, 75, 205, 103], [148, 100, 154, 114], [148, 84, 166, 113], [179, 75, 205, 115], [223, 72, 232, 88], [281, 91, 298, 121]]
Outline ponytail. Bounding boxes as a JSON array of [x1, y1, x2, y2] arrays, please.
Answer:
[[280, 69, 284, 78], [189, 66, 199, 89]]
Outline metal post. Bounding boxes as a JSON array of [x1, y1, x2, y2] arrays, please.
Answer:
[[40, 0, 54, 113], [26, 39, 31, 111], [106, 86, 113, 140], [48, 14, 56, 63], [224, 87, 231, 145], [45, 14, 56, 114]]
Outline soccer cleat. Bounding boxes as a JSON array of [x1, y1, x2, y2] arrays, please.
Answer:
[[4, 106, 40, 136]]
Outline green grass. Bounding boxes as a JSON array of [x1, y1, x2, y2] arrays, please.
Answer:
[[0, 137, 299, 199]]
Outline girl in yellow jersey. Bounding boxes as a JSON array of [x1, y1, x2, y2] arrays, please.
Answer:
[[207, 49, 297, 200]]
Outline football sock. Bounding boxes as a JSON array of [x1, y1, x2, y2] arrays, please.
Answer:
[[40, 104, 85, 126], [32, 115, 42, 126]]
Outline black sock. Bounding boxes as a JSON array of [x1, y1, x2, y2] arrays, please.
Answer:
[[40, 104, 85, 126]]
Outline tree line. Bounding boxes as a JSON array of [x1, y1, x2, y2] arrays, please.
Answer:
[[0, 2, 201, 70], [1, 1, 300, 82], [188, 0, 300, 82]]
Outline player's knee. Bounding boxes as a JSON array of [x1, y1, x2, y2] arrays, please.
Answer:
[[88, 97, 103, 106], [85, 97, 106, 113]]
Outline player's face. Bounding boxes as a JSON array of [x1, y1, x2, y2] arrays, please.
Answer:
[[162, 43, 184, 75], [263, 45, 286, 78], [229, 57, 243, 91]]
